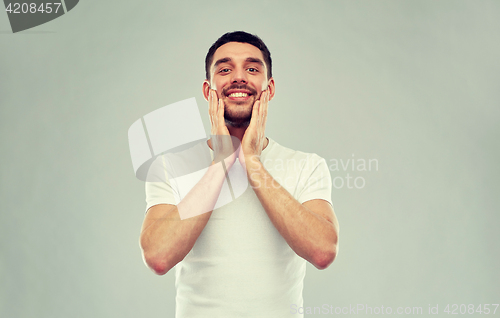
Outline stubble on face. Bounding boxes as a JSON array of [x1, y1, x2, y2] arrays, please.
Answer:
[[220, 84, 259, 128]]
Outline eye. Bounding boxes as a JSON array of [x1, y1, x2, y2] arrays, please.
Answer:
[[247, 68, 258, 72], [219, 68, 230, 73]]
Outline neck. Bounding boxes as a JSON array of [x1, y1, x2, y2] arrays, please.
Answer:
[[227, 126, 247, 142]]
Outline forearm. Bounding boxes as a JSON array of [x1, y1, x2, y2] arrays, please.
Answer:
[[140, 205, 210, 274], [140, 160, 231, 274], [247, 158, 338, 269]]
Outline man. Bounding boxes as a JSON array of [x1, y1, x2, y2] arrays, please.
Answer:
[[139, 31, 339, 317]]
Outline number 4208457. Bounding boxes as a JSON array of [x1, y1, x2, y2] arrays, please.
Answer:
[[443, 304, 499, 315], [5, 3, 62, 14]]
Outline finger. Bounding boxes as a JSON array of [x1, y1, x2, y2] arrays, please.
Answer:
[[250, 100, 260, 128], [218, 97, 225, 132], [258, 90, 265, 118], [258, 91, 268, 140], [209, 90, 216, 130], [258, 90, 267, 125], [213, 90, 219, 127], [262, 90, 268, 123], [211, 90, 217, 117], [209, 90, 213, 119], [209, 91, 214, 129]]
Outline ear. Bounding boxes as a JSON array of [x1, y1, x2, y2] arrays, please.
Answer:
[[202, 80, 211, 102], [267, 77, 276, 101]]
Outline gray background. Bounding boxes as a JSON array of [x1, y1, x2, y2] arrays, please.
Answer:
[[1, 1, 499, 317]]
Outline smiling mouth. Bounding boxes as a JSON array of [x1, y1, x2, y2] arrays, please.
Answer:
[[225, 92, 254, 102], [223, 84, 257, 101], [228, 92, 249, 98]]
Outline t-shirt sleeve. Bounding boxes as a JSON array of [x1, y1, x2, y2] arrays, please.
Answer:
[[144, 155, 180, 213], [296, 155, 333, 206]]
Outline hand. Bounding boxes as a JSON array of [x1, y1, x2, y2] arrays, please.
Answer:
[[208, 89, 239, 167], [239, 90, 269, 169]]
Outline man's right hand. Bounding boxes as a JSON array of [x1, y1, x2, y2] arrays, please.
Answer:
[[208, 89, 239, 166], [140, 91, 243, 275]]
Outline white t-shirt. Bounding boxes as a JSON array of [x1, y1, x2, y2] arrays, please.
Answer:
[[145, 138, 332, 318]]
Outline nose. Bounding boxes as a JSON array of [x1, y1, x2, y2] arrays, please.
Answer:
[[230, 68, 247, 84]]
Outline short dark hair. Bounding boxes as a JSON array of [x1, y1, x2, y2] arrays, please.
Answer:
[[205, 31, 272, 80]]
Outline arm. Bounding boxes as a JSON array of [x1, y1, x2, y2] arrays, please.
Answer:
[[139, 90, 236, 275], [240, 90, 339, 269], [247, 159, 339, 269], [140, 205, 210, 276], [139, 160, 227, 275]]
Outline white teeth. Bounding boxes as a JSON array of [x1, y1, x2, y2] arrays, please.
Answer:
[[228, 92, 248, 98]]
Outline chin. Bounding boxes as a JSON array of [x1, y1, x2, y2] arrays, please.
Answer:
[[225, 98, 254, 107], [224, 118, 251, 128], [224, 110, 252, 128]]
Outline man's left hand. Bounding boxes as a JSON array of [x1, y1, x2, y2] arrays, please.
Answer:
[[239, 90, 269, 169]]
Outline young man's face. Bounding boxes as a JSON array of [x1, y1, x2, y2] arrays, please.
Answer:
[[203, 42, 275, 127]]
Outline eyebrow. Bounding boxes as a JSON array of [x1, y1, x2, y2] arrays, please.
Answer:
[[213, 57, 232, 69], [213, 57, 265, 69], [245, 57, 264, 67]]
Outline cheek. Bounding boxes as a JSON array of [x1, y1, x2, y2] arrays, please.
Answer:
[[211, 80, 224, 97], [259, 79, 268, 91]]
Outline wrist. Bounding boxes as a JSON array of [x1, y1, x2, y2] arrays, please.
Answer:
[[244, 154, 262, 171]]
